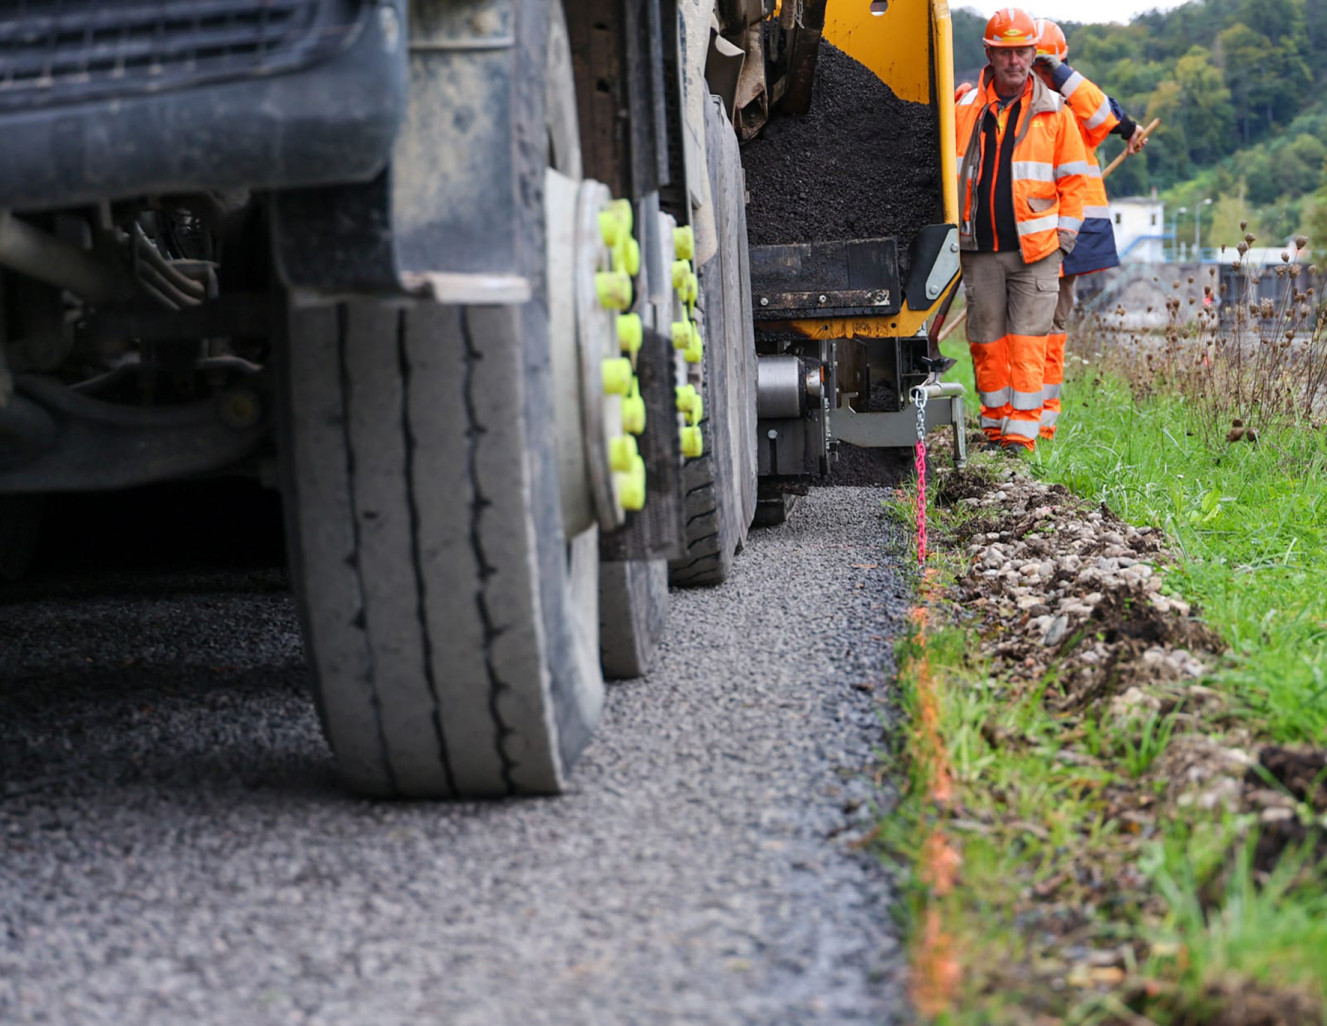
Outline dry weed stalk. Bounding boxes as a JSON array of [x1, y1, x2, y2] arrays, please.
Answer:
[[1073, 233, 1327, 446]]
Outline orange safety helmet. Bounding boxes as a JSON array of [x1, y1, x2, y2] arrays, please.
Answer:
[[983, 8, 1039, 48], [1034, 18, 1068, 60]]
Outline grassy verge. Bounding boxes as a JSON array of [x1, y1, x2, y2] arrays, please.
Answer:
[[1033, 373, 1327, 747], [883, 334, 1327, 1024]]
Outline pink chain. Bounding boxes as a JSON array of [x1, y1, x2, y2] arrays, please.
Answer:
[[914, 437, 928, 563], [911, 387, 929, 563]]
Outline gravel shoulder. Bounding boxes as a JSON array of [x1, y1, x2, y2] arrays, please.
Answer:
[[0, 485, 911, 1026]]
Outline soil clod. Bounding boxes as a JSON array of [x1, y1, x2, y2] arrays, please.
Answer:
[[1249, 746, 1327, 810]]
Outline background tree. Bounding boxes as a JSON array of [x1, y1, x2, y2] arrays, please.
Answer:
[[1304, 158, 1327, 260], [1216, 23, 1275, 143], [1207, 180, 1265, 251], [1172, 47, 1235, 165]]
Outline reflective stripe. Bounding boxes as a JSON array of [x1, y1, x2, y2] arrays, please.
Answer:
[[1012, 160, 1054, 182], [1039, 408, 1060, 426], [1004, 419, 1040, 439], [1085, 97, 1112, 130], [1011, 389, 1043, 411], [1042, 383, 1063, 400], [1082, 205, 1111, 219], [1017, 213, 1058, 236], [979, 387, 1012, 407], [1058, 215, 1083, 232], [1086, 164, 1103, 178], [959, 87, 982, 107], [1060, 71, 1085, 97], [980, 415, 1005, 430], [1055, 160, 1091, 178]]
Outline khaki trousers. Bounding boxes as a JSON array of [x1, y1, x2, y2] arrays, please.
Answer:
[[1042, 274, 1076, 438], [961, 249, 1061, 448]]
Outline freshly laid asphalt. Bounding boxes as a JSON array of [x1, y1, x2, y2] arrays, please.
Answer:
[[0, 482, 913, 1025]]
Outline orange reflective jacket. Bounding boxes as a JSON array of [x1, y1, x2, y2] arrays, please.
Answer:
[[1054, 68, 1120, 219], [955, 69, 1088, 264]]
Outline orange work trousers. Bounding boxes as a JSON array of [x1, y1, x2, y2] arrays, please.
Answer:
[[960, 249, 1062, 450], [1042, 273, 1076, 439]]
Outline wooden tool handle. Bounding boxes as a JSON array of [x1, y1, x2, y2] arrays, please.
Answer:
[[937, 306, 967, 343], [1100, 117, 1160, 179]]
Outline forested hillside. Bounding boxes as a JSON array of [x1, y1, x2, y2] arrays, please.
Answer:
[[953, 0, 1327, 250]]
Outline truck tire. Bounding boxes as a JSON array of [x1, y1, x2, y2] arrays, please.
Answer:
[[278, 1, 602, 798], [670, 95, 758, 587], [598, 558, 668, 679], [280, 302, 601, 799]]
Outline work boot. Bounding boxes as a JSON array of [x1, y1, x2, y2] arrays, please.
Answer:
[[1001, 442, 1033, 458]]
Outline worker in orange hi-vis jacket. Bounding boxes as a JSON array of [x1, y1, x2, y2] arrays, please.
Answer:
[[954, 8, 1088, 453], [1031, 18, 1148, 439]]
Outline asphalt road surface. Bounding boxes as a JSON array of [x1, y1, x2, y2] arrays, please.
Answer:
[[0, 480, 913, 1025]]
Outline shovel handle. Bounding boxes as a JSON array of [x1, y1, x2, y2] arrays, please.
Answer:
[[1100, 117, 1160, 180]]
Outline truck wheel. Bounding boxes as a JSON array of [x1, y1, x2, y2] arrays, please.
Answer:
[[278, 2, 602, 798], [670, 96, 758, 587], [598, 558, 667, 679]]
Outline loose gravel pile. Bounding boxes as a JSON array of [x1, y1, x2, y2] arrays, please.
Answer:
[[742, 42, 942, 252], [940, 463, 1219, 706]]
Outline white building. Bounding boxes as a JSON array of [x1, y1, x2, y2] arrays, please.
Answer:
[[1109, 196, 1166, 263]]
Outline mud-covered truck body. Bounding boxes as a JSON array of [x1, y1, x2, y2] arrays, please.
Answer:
[[0, 1, 959, 797]]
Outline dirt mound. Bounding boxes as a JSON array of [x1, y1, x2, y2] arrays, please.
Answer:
[[943, 464, 1223, 711], [933, 467, 993, 507], [741, 42, 942, 261], [1251, 746, 1327, 809], [1145, 978, 1325, 1026]]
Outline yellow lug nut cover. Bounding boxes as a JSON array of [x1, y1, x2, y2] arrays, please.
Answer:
[[598, 209, 621, 248], [595, 271, 633, 311], [681, 425, 704, 458], [684, 327, 703, 365], [687, 395, 704, 426], [673, 225, 695, 260], [617, 313, 643, 356], [609, 434, 638, 473], [610, 236, 641, 278], [616, 454, 647, 512], [621, 394, 646, 435], [601, 358, 633, 395], [608, 198, 633, 235], [675, 384, 698, 413], [671, 259, 691, 290], [671, 320, 692, 350]]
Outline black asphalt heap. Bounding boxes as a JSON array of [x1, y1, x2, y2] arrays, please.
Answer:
[[741, 42, 942, 254]]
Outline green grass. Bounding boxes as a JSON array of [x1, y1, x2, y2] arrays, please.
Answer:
[[1028, 375, 1327, 746], [891, 337, 1327, 1021], [938, 327, 1327, 744], [1144, 819, 1327, 998]]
